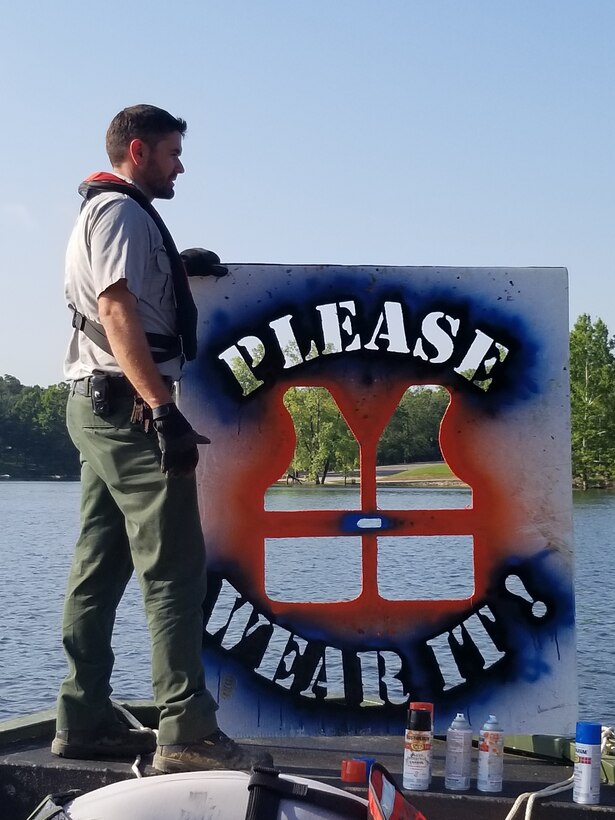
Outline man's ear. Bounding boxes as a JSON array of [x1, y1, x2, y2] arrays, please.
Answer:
[[128, 138, 149, 166]]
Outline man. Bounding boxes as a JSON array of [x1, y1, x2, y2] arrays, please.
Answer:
[[55, 104, 271, 773]]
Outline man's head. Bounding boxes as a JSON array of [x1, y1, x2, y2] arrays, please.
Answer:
[[106, 105, 187, 201]]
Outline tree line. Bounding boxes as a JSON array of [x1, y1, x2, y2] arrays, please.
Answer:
[[0, 376, 78, 479], [1, 312, 612, 486], [569, 314, 615, 489], [283, 384, 448, 484]]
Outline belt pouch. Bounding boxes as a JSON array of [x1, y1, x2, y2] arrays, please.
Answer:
[[90, 374, 110, 416]]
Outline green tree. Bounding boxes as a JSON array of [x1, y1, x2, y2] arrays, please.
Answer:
[[10, 385, 44, 473], [0, 375, 25, 475], [569, 314, 615, 489], [332, 419, 360, 483], [283, 384, 449, 483], [283, 386, 358, 483], [37, 383, 76, 475], [0, 375, 78, 478], [377, 386, 449, 465]]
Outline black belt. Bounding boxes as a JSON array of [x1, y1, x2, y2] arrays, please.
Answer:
[[72, 375, 174, 397]]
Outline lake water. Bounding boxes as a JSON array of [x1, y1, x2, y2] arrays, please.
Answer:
[[1, 481, 613, 727]]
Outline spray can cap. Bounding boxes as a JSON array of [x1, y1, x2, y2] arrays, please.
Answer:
[[450, 712, 471, 730], [482, 714, 502, 731], [409, 701, 434, 714], [408, 707, 432, 732], [407, 702, 433, 729], [576, 722, 601, 745]]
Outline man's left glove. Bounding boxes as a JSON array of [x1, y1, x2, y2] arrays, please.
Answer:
[[181, 248, 229, 278], [152, 403, 210, 477]]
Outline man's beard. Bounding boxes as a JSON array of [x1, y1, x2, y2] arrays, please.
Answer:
[[143, 160, 176, 200], [150, 179, 175, 200]]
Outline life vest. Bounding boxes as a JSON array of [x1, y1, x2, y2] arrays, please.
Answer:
[[70, 172, 198, 364]]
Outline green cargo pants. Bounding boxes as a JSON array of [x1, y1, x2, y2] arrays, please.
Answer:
[[56, 387, 218, 744]]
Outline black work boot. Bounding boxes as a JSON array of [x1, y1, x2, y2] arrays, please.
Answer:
[[153, 729, 273, 773], [51, 720, 157, 759]]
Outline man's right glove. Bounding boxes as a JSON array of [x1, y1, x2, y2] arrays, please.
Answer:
[[152, 403, 210, 477], [180, 248, 229, 278]]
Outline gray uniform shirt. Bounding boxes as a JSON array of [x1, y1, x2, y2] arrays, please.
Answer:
[[63, 184, 183, 381]]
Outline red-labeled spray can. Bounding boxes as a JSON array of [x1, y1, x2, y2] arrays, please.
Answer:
[[403, 704, 433, 790], [410, 702, 433, 784]]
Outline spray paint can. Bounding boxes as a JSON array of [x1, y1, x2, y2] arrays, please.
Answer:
[[477, 714, 504, 792], [403, 704, 433, 790], [409, 702, 434, 784], [445, 712, 472, 791], [573, 721, 601, 805]]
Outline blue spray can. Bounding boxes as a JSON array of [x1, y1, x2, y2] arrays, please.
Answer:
[[573, 722, 601, 805]]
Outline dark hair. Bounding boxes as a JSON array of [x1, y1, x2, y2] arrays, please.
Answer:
[[106, 104, 187, 165]]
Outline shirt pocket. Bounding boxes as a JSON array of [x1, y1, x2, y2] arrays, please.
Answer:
[[144, 248, 173, 306]]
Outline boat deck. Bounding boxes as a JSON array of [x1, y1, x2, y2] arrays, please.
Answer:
[[2, 707, 615, 819]]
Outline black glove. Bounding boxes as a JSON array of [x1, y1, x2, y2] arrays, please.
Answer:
[[152, 403, 210, 477], [180, 247, 229, 278]]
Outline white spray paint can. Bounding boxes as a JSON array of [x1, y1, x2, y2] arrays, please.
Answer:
[[445, 712, 472, 791], [402, 705, 432, 790], [573, 721, 601, 805], [477, 714, 504, 792]]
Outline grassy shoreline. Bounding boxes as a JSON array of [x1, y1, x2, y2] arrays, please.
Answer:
[[278, 462, 469, 489]]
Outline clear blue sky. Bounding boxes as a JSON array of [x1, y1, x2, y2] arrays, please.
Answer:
[[1, 0, 613, 386]]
